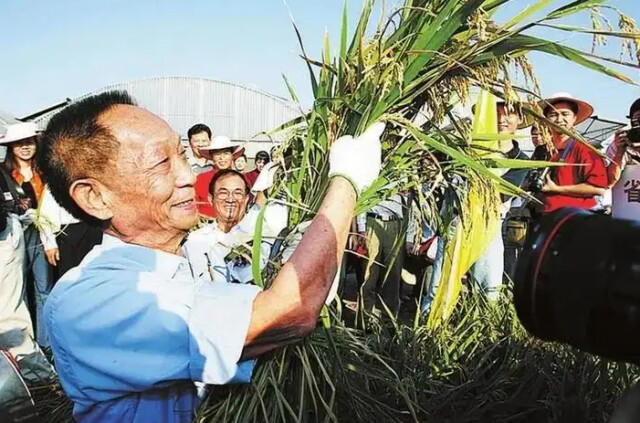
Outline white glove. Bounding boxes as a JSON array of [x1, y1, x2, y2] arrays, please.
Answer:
[[251, 162, 278, 194], [328, 122, 384, 195]]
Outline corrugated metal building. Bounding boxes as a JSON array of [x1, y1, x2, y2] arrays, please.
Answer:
[[0, 109, 19, 135], [30, 76, 302, 158]]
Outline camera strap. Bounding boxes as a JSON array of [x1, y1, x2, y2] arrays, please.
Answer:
[[0, 167, 22, 203], [558, 139, 575, 163]]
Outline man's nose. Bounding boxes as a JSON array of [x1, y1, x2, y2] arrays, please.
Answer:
[[176, 158, 196, 187]]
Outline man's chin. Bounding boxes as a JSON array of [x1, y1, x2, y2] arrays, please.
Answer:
[[171, 212, 200, 231]]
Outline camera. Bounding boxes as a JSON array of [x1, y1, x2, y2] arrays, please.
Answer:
[[514, 208, 640, 365], [626, 126, 640, 145], [523, 145, 552, 193], [524, 168, 550, 193]]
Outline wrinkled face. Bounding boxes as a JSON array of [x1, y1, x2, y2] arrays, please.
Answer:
[[189, 131, 211, 159], [631, 110, 640, 128], [101, 106, 198, 236], [255, 158, 267, 172], [11, 137, 37, 162], [211, 173, 249, 225], [497, 105, 522, 134], [211, 148, 233, 170], [545, 101, 577, 133], [234, 156, 247, 171]]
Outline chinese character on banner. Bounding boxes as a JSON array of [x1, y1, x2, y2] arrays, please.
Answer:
[[613, 165, 640, 220], [624, 179, 640, 204]]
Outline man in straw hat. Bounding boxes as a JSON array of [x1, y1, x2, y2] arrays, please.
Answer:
[[536, 92, 607, 214], [37, 90, 384, 422], [194, 134, 244, 218]]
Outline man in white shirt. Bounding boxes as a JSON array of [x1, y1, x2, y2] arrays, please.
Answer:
[[184, 168, 287, 284]]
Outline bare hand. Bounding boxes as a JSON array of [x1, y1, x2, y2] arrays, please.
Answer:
[[45, 248, 60, 267], [540, 174, 559, 194], [356, 232, 368, 252], [17, 198, 31, 212], [347, 234, 359, 251]]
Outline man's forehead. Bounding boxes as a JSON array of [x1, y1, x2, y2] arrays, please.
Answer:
[[549, 102, 574, 112], [216, 174, 246, 189], [100, 105, 178, 150]]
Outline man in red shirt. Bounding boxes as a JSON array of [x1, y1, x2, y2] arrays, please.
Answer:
[[195, 135, 243, 218], [538, 93, 607, 213]]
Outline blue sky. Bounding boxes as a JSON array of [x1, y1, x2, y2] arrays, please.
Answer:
[[0, 0, 638, 120]]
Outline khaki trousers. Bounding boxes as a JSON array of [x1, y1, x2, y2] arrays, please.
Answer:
[[360, 217, 406, 316]]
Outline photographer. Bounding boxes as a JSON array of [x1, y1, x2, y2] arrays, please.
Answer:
[[606, 98, 640, 187], [536, 93, 608, 213]]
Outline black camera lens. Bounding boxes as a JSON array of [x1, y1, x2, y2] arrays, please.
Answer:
[[514, 208, 640, 365]]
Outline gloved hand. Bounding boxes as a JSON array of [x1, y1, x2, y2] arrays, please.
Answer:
[[251, 162, 278, 194], [328, 122, 384, 195]]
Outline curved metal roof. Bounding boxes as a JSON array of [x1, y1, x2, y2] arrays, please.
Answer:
[[0, 109, 19, 136], [32, 76, 301, 142]]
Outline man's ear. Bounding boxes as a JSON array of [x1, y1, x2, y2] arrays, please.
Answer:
[[208, 193, 214, 206], [241, 194, 250, 211], [69, 178, 114, 221]]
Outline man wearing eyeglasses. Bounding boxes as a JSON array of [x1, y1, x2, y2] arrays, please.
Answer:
[[193, 135, 243, 218], [185, 169, 287, 284]]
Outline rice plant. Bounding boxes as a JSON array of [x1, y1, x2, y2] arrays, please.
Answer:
[[31, 1, 640, 422], [199, 0, 640, 421]]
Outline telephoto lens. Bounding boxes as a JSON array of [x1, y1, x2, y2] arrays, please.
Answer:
[[514, 208, 640, 365]]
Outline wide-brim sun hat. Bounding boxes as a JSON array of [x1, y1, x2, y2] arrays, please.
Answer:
[[471, 100, 534, 130], [539, 92, 593, 125], [199, 135, 244, 153], [0, 122, 40, 145]]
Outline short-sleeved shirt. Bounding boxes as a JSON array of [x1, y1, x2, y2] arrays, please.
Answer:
[[188, 156, 214, 175], [44, 234, 260, 423], [540, 139, 608, 213]]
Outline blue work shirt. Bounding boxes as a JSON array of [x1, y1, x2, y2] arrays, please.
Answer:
[[45, 234, 261, 422]]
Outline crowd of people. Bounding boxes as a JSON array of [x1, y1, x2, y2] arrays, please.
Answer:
[[0, 89, 639, 422]]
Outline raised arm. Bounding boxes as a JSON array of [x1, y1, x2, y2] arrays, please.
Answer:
[[241, 123, 384, 359]]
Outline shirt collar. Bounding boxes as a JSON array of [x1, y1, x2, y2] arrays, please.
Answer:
[[188, 155, 212, 168], [101, 234, 189, 278]]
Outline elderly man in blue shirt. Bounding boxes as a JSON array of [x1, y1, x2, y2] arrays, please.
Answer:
[[36, 90, 384, 422]]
